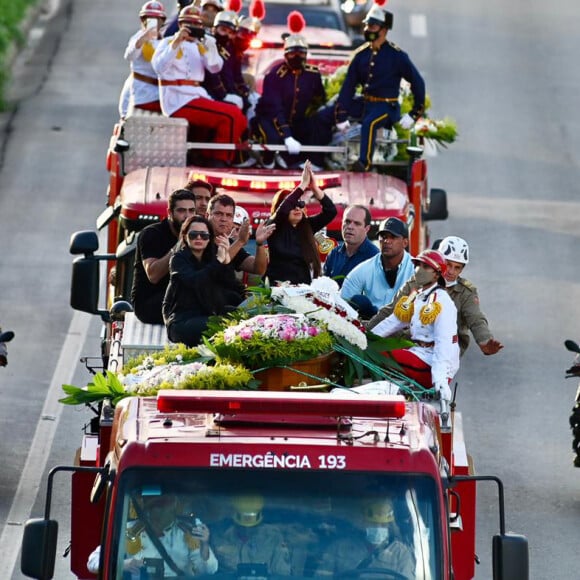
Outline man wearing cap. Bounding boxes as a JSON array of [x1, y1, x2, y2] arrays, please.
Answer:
[[323, 205, 379, 286], [251, 32, 327, 169], [340, 217, 414, 318], [325, 4, 425, 172]]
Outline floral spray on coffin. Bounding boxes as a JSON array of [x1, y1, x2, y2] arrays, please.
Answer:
[[207, 313, 336, 391]]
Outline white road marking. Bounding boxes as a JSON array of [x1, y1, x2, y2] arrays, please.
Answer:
[[410, 14, 428, 38], [0, 310, 92, 578]]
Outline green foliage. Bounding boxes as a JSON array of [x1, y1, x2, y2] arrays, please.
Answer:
[[0, 0, 38, 109], [60, 371, 129, 407], [207, 329, 334, 371]]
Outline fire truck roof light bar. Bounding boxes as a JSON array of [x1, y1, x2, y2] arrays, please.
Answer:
[[156, 390, 406, 418]]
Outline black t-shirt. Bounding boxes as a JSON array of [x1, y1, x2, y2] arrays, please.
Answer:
[[131, 219, 178, 323]]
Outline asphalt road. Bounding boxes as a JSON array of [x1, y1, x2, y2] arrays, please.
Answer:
[[0, 0, 579, 578]]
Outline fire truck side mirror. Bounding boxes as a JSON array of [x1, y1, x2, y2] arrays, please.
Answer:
[[21, 518, 58, 579], [492, 533, 529, 580], [71, 255, 100, 316]]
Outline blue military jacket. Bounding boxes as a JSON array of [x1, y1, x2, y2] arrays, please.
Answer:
[[336, 40, 425, 123], [254, 61, 326, 139]]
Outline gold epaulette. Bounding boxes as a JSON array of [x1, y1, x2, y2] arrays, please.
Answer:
[[419, 291, 442, 325], [277, 64, 290, 78], [304, 63, 320, 73], [387, 40, 402, 51], [353, 42, 370, 56]]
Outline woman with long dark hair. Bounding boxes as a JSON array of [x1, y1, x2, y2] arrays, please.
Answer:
[[265, 160, 337, 285], [163, 215, 244, 346]]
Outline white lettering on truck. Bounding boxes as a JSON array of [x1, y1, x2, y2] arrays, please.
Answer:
[[209, 453, 346, 469]]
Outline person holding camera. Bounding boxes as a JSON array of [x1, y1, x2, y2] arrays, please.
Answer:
[[264, 160, 337, 285], [87, 493, 218, 577], [152, 4, 248, 167]]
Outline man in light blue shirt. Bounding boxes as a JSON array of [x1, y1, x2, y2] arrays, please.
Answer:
[[341, 217, 414, 318], [323, 205, 380, 286]]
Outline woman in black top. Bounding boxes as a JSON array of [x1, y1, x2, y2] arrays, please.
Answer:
[[163, 215, 244, 346], [265, 160, 337, 285]]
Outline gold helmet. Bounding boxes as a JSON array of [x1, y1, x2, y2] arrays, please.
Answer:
[[214, 9, 239, 30], [178, 4, 203, 25], [232, 494, 264, 527], [362, 498, 395, 524]]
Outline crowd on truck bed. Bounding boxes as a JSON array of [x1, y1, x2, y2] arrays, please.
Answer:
[[120, 0, 425, 171]]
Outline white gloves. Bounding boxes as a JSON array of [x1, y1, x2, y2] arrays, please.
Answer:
[[399, 113, 415, 130], [224, 93, 244, 109], [202, 35, 217, 49], [336, 120, 351, 133], [284, 136, 301, 155], [434, 381, 452, 403]]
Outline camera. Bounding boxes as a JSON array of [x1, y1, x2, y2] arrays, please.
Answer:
[[186, 26, 205, 39]]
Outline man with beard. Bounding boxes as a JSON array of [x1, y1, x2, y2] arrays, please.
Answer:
[[251, 23, 327, 169], [184, 178, 214, 216], [323, 205, 379, 286], [131, 189, 196, 324]]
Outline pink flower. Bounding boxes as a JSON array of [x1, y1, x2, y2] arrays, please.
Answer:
[[239, 328, 253, 340], [307, 326, 319, 336]]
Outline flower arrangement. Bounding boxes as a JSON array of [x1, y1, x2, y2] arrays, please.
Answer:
[[270, 280, 367, 350], [208, 313, 334, 370]]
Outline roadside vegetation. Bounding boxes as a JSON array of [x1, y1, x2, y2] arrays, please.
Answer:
[[0, 0, 37, 109]]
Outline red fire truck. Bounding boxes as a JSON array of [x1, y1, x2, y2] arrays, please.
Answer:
[[21, 382, 528, 579]]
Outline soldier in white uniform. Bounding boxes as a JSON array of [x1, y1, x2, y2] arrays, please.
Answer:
[[152, 5, 248, 166], [123, 1, 167, 115], [371, 249, 459, 404]]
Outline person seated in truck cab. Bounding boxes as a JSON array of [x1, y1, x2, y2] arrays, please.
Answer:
[[208, 193, 275, 278], [87, 493, 218, 577], [131, 188, 196, 324], [163, 215, 244, 346], [212, 494, 294, 576], [152, 5, 248, 168], [250, 15, 328, 170], [314, 497, 415, 578]]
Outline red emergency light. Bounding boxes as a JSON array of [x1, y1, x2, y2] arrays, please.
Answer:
[[187, 170, 341, 192], [156, 390, 406, 418]]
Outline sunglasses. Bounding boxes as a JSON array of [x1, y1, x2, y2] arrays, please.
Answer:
[[293, 200, 306, 209], [188, 231, 210, 240]]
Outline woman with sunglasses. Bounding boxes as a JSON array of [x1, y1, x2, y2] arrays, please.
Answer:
[[265, 160, 337, 285], [163, 215, 244, 346]]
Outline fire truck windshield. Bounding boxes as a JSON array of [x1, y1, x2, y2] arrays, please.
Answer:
[[106, 468, 442, 579]]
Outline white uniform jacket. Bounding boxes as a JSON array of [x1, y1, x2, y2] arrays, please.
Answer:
[[152, 35, 223, 116], [372, 283, 460, 385], [124, 30, 162, 107]]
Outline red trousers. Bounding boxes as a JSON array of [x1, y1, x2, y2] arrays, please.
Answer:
[[383, 349, 432, 388], [135, 101, 162, 114], [172, 97, 247, 163]]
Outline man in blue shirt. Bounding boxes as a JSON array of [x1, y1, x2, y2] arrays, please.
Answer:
[[341, 217, 414, 318], [323, 205, 379, 286]]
